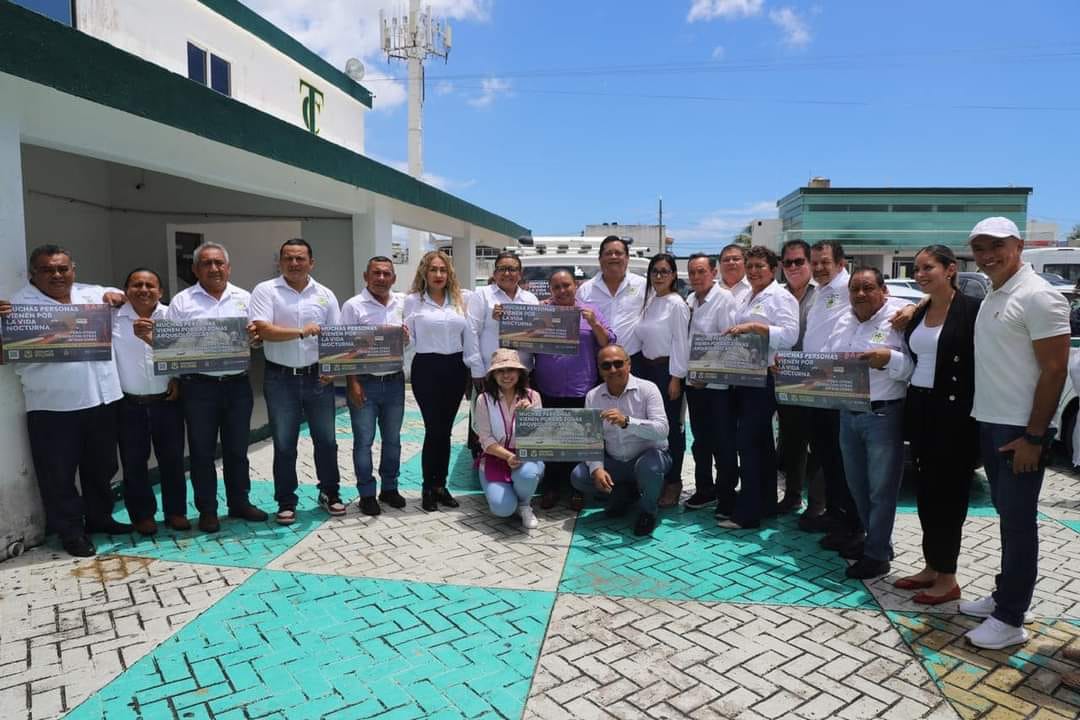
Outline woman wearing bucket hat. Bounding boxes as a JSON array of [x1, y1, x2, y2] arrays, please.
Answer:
[[473, 349, 545, 528]]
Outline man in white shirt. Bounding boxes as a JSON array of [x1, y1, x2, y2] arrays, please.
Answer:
[[958, 217, 1070, 650], [575, 236, 647, 347], [801, 241, 862, 549], [681, 253, 738, 513], [570, 345, 672, 537], [162, 243, 267, 533], [0, 245, 131, 557], [249, 239, 342, 525], [826, 267, 914, 580], [718, 244, 752, 304], [341, 256, 408, 516]]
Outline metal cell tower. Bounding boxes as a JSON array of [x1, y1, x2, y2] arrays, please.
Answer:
[[380, 1, 452, 278]]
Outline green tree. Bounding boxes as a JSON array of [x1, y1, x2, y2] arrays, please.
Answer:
[[1069, 223, 1080, 245]]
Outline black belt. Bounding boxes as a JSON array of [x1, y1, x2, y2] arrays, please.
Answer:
[[181, 372, 248, 382], [850, 397, 903, 413], [357, 371, 405, 382], [265, 360, 319, 376], [909, 386, 933, 394], [124, 392, 169, 404], [633, 353, 670, 367]]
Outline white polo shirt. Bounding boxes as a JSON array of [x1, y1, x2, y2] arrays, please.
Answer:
[[720, 276, 752, 305], [11, 282, 123, 412], [825, 297, 914, 403], [404, 291, 468, 355], [734, 280, 800, 352], [973, 264, 1070, 427], [803, 268, 851, 353], [340, 288, 407, 377], [686, 284, 738, 390], [248, 275, 340, 368], [624, 292, 691, 379], [165, 281, 251, 377], [576, 272, 647, 350], [464, 283, 539, 378], [113, 303, 169, 395]]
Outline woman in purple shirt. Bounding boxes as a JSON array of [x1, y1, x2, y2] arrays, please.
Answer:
[[533, 269, 615, 510]]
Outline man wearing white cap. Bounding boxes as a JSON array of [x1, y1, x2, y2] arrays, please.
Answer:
[[960, 216, 1070, 649]]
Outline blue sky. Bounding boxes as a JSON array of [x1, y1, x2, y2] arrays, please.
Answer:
[[19, 0, 1080, 252]]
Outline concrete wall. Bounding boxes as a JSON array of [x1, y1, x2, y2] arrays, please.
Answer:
[[76, 0, 366, 154]]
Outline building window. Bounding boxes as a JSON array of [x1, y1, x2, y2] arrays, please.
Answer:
[[210, 54, 231, 96], [892, 205, 932, 213], [187, 42, 207, 85]]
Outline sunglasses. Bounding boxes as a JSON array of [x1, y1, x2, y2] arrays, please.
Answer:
[[782, 258, 807, 268], [599, 360, 626, 371]]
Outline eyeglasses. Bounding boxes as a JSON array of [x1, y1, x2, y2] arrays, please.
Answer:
[[494, 266, 520, 274], [650, 268, 673, 277], [599, 359, 626, 371], [782, 258, 807, 268]]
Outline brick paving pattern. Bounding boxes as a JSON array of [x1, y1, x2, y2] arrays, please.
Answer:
[[2, 394, 1080, 718]]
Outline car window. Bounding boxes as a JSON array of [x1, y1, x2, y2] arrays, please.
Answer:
[[959, 278, 986, 299]]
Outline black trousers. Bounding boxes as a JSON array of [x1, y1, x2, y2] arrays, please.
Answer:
[[630, 354, 685, 486], [811, 408, 861, 533], [777, 403, 824, 512], [685, 386, 737, 507], [180, 375, 253, 514], [118, 396, 187, 521], [908, 388, 976, 574], [537, 393, 587, 495], [27, 401, 120, 539], [732, 379, 778, 527], [411, 352, 467, 490]]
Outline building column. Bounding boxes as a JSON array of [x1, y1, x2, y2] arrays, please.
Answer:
[[0, 112, 43, 555], [352, 196, 393, 293], [451, 224, 476, 291]]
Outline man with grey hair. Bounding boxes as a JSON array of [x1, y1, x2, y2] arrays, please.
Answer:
[[159, 243, 268, 532]]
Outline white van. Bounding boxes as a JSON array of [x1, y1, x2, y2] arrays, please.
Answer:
[[514, 236, 653, 299], [1021, 247, 1080, 286]]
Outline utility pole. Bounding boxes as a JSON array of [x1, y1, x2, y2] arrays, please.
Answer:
[[380, 1, 452, 285], [658, 196, 663, 252]]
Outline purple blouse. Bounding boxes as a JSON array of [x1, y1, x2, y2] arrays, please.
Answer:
[[532, 302, 615, 399]]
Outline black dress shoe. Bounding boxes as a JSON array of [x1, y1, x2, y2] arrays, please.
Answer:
[[421, 489, 439, 512], [845, 557, 890, 580], [777, 495, 803, 514], [227, 505, 268, 522], [378, 490, 407, 509], [839, 540, 865, 560], [359, 496, 382, 516], [61, 535, 96, 557], [633, 512, 657, 537], [86, 519, 134, 535], [434, 487, 459, 508], [820, 530, 864, 551], [198, 512, 220, 533], [798, 511, 833, 533]]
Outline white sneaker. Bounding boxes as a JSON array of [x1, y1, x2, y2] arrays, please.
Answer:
[[519, 506, 539, 529], [965, 616, 1029, 650], [958, 595, 1034, 624]]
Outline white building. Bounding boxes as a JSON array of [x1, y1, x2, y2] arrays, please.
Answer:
[[0, 1, 528, 555]]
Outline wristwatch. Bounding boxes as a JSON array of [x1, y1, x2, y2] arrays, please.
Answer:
[[620, 416, 630, 429], [1022, 431, 1046, 446]]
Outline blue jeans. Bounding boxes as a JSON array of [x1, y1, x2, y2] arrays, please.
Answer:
[[479, 461, 545, 517], [348, 373, 405, 497], [180, 375, 253, 514], [839, 400, 905, 562], [570, 449, 672, 515], [263, 368, 340, 508], [980, 422, 1048, 628]]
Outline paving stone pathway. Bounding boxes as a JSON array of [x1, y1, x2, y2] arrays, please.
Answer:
[[2, 393, 1079, 719]]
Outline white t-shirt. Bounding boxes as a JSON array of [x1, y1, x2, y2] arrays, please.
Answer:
[[908, 321, 942, 389], [972, 264, 1070, 426]]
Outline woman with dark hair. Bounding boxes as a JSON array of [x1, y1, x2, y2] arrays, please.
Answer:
[[624, 253, 690, 506], [404, 250, 469, 512], [473, 349, 544, 528], [113, 268, 187, 535], [895, 244, 981, 603], [720, 246, 799, 529], [533, 269, 614, 509]]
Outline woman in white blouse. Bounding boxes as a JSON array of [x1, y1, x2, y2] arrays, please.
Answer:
[[720, 246, 799, 530], [473, 349, 544, 529], [625, 253, 690, 507], [404, 250, 469, 512]]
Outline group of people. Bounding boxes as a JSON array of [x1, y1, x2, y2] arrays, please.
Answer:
[[1, 218, 1069, 655]]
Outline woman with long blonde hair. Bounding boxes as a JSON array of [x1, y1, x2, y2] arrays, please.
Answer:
[[404, 250, 470, 511]]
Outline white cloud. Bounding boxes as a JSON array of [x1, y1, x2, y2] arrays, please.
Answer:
[[467, 77, 512, 108], [769, 6, 811, 47], [670, 200, 776, 245], [711, 45, 726, 60], [376, 156, 477, 192], [240, 0, 491, 111], [434, 80, 456, 96], [687, 0, 764, 22]]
